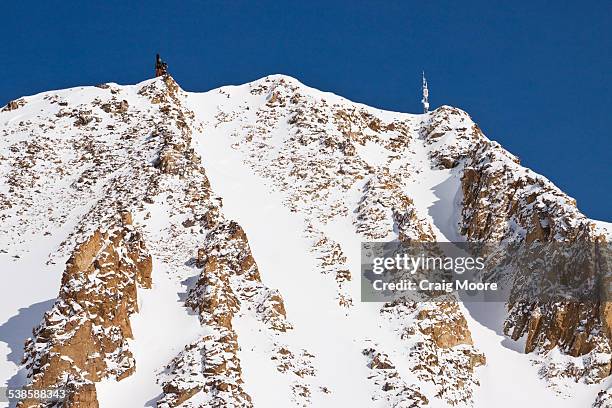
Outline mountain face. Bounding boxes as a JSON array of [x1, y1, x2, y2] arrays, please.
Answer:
[[0, 74, 610, 408]]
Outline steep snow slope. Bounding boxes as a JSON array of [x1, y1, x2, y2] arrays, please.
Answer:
[[0, 74, 610, 408], [186, 75, 610, 407]]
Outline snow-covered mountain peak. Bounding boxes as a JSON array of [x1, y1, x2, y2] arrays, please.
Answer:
[[0, 74, 610, 408]]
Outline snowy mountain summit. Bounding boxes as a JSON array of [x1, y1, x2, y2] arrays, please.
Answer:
[[1, 74, 611, 408]]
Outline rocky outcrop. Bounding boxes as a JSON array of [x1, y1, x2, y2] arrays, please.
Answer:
[[307, 225, 353, 307], [462, 143, 612, 382], [2, 98, 26, 111], [459, 137, 584, 243], [503, 237, 612, 383], [416, 303, 474, 349], [99, 99, 128, 114], [64, 384, 99, 408], [158, 330, 251, 408], [188, 221, 291, 333], [362, 345, 429, 408], [382, 299, 486, 406], [422, 106, 491, 170], [594, 389, 612, 408], [18, 214, 151, 408], [356, 169, 436, 241], [158, 219, 295, 406], [422, 105, 612, 387]]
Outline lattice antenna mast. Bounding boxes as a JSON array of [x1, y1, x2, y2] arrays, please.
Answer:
[[421, 71, 430, 113]]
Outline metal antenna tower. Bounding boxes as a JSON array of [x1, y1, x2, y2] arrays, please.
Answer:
[[421, 71, 429, 113]]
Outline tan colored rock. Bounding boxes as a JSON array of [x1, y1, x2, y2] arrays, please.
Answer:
[[2, 98, 26, 111], [120, 211, 133, 225], [65, 383, 99, 408], [19, 220, 152, 408], [417, 303, 473, 348]]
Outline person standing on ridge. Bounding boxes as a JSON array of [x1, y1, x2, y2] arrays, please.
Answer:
[[155, 54, 168, 77]]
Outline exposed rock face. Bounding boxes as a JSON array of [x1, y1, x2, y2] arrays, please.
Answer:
[[64, 384, 99, 408], [458, 136, 584, 244], [422, 105, 612, 386], [381, 299, 486, 406], [18, 216, 151, 408], [157, 218, 299, 407], [158, 330, 251, 408], [503, 228, 611, 368], [503, 236, 612, 383], [462, 147, 611, 382], [357, 168, 436, 241], [189, 220, 292, 333], [416, 303, 474, 348]]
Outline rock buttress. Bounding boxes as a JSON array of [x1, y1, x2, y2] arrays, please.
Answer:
[[19, 215, 151, 408]]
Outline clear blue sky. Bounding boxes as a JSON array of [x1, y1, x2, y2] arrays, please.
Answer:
[[1, 1, 610, 220]]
